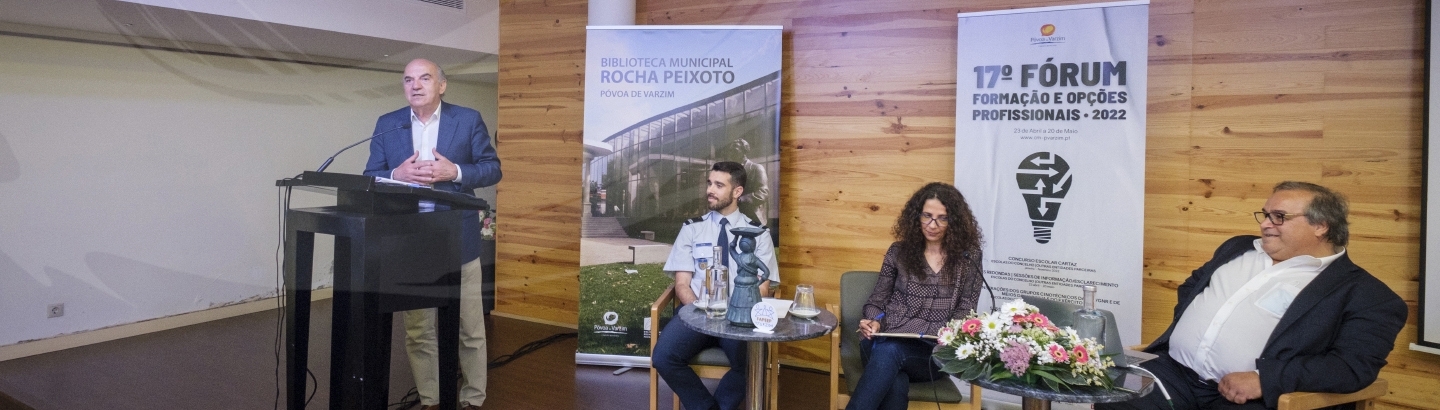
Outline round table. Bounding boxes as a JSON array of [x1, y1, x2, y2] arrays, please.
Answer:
[[968, 367, 1155, 410], [676, 304, 837, 410]]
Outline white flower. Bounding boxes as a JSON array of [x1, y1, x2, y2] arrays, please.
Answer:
[[999, 299, 1029, 316], [980, 315, 1007, 336], [937, 327, 957, 345], [955, 343, 977, 359]]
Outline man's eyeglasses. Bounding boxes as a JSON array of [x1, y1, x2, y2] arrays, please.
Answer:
[[1254, 211, 1305, 225], [921, 213, 949, 227]]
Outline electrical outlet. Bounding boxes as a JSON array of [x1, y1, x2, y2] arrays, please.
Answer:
[[47, 303, 64, 318]]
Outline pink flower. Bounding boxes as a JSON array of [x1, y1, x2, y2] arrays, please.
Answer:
[[1000, 341, 1032, 375], [1072, 344, 1090, 364], [1026, 312, 1050, 327], [1047, 344, 1069, 363], [960, 319, 983, 335], [1011, 314, 1028, 324]]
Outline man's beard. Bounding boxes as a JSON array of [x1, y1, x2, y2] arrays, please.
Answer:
[[707, 194, 734, 211]]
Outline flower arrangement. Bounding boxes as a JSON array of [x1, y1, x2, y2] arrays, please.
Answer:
[[478, 209, 496, 241], [934, 299, 1115, 391]]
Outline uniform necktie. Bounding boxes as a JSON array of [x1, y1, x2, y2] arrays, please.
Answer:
[[717, 218, 730, 268]]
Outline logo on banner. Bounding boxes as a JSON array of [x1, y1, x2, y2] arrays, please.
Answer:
[[1016, 152, 1072, 244], [1031, 24, 1066, 46], [593, 311, 628, 336]]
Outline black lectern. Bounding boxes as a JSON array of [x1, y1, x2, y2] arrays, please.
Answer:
[[276, 171, 488, 410]]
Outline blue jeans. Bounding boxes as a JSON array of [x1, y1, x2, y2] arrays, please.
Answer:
[[845, 337, 946, 410], [653, 307, 748, 410]]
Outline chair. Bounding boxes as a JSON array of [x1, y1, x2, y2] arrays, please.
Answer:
[[829, 271, 983, 410], [649, 284, 780, 410], [1277, 379, 1387, 410]]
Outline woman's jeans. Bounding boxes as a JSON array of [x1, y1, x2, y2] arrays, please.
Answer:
[[845, 336, 945, 410]]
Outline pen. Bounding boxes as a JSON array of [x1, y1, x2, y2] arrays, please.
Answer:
[[857, 313, 884, 333]]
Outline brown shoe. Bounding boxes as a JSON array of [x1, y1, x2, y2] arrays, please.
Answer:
[[460, 403, 481, 410], [419, 405, 439, 410]]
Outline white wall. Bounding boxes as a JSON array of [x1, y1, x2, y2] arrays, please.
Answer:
[[0, 32, 496, 347], [120, 0, 499, 54]]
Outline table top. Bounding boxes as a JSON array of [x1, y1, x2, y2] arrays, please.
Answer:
[[677, 304, 836, 343], [968, 367, 1155, 404]]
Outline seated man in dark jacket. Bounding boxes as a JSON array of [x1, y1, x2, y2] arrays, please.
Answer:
[[1100, 181, 1405, 410]]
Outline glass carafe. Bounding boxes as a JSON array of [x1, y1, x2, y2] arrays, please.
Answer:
[[706, 246, 729, 319]]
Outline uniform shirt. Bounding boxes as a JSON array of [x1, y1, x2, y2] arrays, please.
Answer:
[[663, 210, 780, 298], [1169, 239, 1344, 381]]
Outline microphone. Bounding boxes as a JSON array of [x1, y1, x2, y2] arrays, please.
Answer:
[[968, 251, 998, 312], [315, 123, 411, 172]]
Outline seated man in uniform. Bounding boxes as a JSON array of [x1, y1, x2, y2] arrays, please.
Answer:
[[652, 161, 780, 410]]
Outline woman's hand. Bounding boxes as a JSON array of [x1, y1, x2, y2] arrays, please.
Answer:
[[857, 319, 880, 339]]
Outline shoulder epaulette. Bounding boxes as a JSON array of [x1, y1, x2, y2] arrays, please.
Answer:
[[684, 216, 705, 225]]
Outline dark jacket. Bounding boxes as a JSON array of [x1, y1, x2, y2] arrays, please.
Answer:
[[363, 102, 501, 263], [1146, 235, 1406, 409]]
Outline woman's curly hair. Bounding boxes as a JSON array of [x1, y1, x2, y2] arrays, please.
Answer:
[[892, 182, 983, 281]]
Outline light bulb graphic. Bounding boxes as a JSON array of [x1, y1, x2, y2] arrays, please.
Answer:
[[1015, 152, 1072, 244]]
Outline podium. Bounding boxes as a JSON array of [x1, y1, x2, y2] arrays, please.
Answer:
[[276, 171, 488, 410]]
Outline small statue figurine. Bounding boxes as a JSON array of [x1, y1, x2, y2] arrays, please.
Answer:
[[726, 226, 770, 327]]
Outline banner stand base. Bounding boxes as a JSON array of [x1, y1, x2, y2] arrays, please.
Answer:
[[576, 352, 652, 368]]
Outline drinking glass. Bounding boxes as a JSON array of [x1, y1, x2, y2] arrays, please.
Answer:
[[791, 284, 818, 318], [695, 280, 712, 312], [693, 245, 714, 312]]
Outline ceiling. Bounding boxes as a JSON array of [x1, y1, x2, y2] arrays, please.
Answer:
[[0, 0, 498, 81]]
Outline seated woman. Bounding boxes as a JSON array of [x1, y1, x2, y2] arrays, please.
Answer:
[[848, 182, 985, 410]]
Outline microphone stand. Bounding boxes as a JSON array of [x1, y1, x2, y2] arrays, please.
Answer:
[[315, 123, 410, 172]]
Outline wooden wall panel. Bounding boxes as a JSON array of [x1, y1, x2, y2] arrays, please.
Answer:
[[497, 0, 1440, 406], [497, 0, 588, 326]]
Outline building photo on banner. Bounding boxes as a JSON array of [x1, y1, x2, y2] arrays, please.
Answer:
[[953, 1, 1149, 346], [578, 26, 782, 366]]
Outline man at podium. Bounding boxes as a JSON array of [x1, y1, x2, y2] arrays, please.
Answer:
[[363, 58, 502, 410]]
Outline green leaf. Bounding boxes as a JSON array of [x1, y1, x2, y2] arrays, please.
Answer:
[[990, 368, 1014, 380], [1042, 377, 1060, 391], [1033, 369, 1077, 392], [960, 363, 989, 381], [941, 358, 974, 375], [1058, 372, 1085, 385]]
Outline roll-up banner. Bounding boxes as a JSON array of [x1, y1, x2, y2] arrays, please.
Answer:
[[954, 1, 1149, 346], [578, 26, 783, 367]]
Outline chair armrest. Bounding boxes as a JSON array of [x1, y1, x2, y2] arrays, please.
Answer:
[[651, 284, 676, 316], [1277, 379, 1388, 410], [650, 284, 675, 352], [649, 284, 675, 410], [828, 303, 842, 410]]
